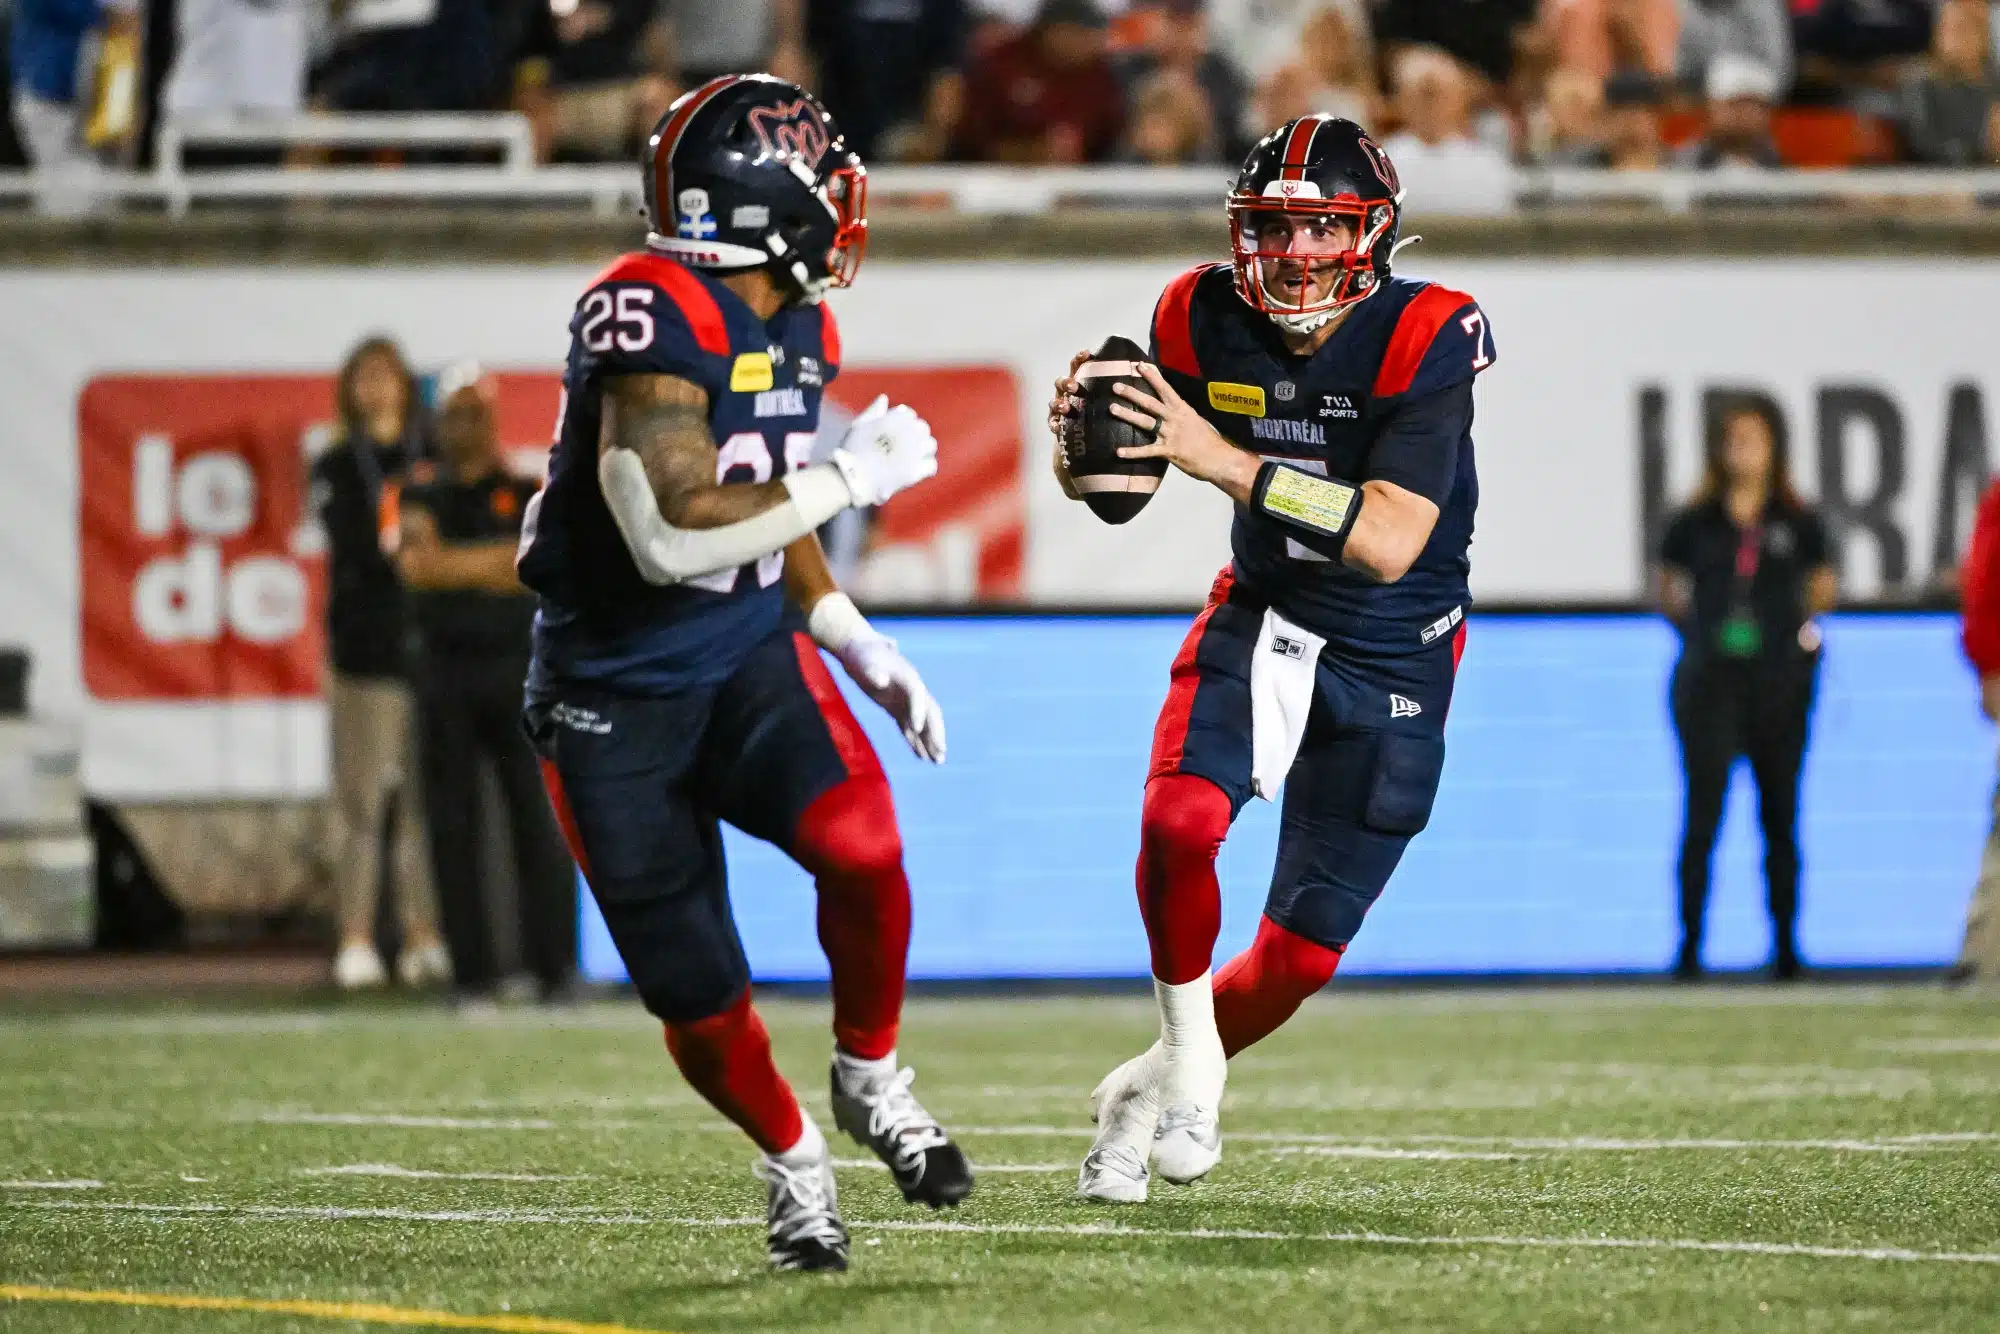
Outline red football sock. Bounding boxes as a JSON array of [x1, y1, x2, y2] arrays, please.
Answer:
[[1212, 915, 1344, 1058], [663, 991, 805, 1155], [1136, 773, 1233, 985], [791, 775, 911, 1062]]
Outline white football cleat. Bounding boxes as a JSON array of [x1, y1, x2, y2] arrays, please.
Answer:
[[1078, 1047, 1161, 1204], [333, 942, 386, 991], [1152, 1102, 1222, 1185]]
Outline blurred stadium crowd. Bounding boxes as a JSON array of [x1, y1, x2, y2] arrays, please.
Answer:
[[5, 0, 2000, 190]]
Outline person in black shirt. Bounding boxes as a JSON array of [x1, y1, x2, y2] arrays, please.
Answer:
[[1658, 397, 1837, 982], [311, 336, 449, 993], [397, 363, 576, 1003]]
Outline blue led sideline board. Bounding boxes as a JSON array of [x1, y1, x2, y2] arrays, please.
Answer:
[[579, 613, 1988, 981]]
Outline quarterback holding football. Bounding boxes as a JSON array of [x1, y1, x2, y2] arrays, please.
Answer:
[[1048, 116, 1496, 1201]]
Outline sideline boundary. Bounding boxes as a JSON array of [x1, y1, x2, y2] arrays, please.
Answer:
[[0, 1283, 678, 1334]]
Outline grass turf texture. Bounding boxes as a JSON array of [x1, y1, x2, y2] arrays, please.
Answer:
[[1, 985, 1996, 1332]]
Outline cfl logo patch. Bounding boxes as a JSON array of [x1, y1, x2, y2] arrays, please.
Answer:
[[1271, 635, 1308, 660], [1389, 694, 1423, 719]]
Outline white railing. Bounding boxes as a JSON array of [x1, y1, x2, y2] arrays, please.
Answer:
[[4, 144, 2000, 218]]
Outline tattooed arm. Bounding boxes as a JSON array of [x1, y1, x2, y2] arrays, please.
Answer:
[[595, 373, 855, 584]]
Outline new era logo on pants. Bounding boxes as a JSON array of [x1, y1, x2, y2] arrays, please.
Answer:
[[1389, 694, 1422, 719]]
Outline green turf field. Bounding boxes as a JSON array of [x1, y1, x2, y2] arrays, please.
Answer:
[[1, 984, 1997, 1333]]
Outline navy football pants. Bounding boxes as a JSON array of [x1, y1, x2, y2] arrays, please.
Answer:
[[1146, 567, 1461, 956], [526, 627, 909, 1038]]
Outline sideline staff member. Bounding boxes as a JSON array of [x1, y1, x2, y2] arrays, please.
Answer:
[[314, 336, 450, 992], [396, 363, 576, 1002], [1658, 397, 1836, 982]]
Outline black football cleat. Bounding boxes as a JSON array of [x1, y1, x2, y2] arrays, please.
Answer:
[[830, 1062, 975, 1210], [754, 1149, 850, 1273]]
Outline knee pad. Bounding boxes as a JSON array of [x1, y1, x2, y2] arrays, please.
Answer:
[[1139, 773, 1232, 870], [791, 775, 905, 882]]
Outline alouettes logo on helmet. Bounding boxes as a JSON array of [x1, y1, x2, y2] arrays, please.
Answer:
[[1357, 135, 1400, 195], [641, 75, 868, 304], [746, 99, 832, 170]]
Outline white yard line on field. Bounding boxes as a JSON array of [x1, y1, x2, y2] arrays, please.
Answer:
[[1267, 1146, 1524, 1161], [250, 1113, 561, 1131], [0, 1180, 103, 1190], [953, 1126, 2000, 1153], [1865, 1037, 2000, 1054], [831, 1159, 1071, 1174], [11, 1200, 1998, 1266], [296, 1164, 587, 1182]]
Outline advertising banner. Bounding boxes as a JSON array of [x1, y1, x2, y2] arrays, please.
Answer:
[[0, 259, 1993, 796]]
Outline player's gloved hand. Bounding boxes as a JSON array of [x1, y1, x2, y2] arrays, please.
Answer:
[[832, 394, 938, 508], [809, 592, 947, 764]]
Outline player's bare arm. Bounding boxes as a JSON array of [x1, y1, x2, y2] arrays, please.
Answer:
[[396, 503, 522, 593], [1108, 361, 1439, 584], [596, 374, 938, 586], [602, 373, 797, 527]]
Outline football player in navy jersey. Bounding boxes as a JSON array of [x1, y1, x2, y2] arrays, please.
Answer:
[[517, 74, 972, 1272], [1048, 116, 1497, 1202]]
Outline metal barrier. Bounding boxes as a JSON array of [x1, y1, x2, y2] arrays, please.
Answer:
[[3, 153, 2000, 218]]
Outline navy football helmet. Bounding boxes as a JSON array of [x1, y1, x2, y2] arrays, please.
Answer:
[[641, 74, 868, 304], [1227, 116, 1404, 330]]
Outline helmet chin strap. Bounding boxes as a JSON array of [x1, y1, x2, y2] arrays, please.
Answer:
[[1268, 305, 1342, 335]]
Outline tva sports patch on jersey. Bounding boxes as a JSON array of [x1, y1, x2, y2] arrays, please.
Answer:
[[1207, 382, 1266, 417]]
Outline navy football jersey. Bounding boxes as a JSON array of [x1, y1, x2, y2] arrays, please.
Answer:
[[1150, 264, 1495, 655], [519, 252, 841, 694]]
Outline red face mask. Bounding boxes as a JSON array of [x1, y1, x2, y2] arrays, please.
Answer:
[[1227, 193, 1394, 320]]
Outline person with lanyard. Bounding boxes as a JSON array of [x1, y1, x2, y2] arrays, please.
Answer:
[[1658, 397, 1837, 982], [394, 362, 577, 1005], [312, 336, 451, 993]]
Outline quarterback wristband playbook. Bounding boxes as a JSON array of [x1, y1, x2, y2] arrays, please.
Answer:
[[1252, 461, 1365, 556], [599, 447, 853, 585]]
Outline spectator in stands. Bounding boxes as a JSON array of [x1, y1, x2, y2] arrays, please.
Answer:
[[1679, 49, 1782, 166], [959, 0, 1125, 163], [1121, 66, 1213, 161], [1544, 0, 1678, 80], [161, 0, 308, 128], [1658, 395, 1835, 983], [313, 337, 450, 994], [1373, 0, 1543, 89], [658, 0, 812, 90], [1902, 0, 2000, 167], [1951, 473, 2000, 986], [1676, 0, 1791, 93], [512, 0, 675, 163], [1600, 66, 1668, 167], [312, 0, 497, 115], [398, 364, 576, 1006], [9, 0, 136, 214], [1793, 0, 1931, 104], [1116, 0, 1247, 160], [1248, 3, 1377, 137], [810, 0, 968, 162], [1380, 45, 1514, 212], [1531, 63, 1607, 162]]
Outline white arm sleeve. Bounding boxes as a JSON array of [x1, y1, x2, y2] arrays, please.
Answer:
[[598, 447, 853, 585]]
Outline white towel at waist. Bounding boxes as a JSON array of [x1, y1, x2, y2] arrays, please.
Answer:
[[1250, 607, 1325, 801]]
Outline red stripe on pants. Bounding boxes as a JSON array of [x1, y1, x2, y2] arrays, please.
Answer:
[[1148, 566, 1236, 780], [791, 632, 883, 779], [537, 757, 593, 883]]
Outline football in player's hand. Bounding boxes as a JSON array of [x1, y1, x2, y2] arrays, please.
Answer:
[[1070, 335, 1167, 525]]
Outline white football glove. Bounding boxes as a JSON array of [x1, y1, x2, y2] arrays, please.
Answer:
[[809, 592, 947, 764], [831, 394, 938, 508]]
